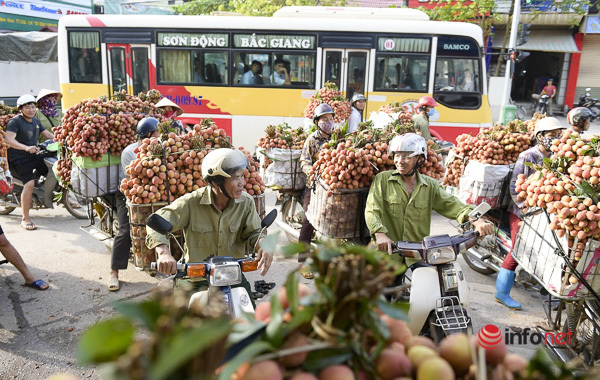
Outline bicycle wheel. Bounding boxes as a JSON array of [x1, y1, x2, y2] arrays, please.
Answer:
[[63, 189, 90, 219]]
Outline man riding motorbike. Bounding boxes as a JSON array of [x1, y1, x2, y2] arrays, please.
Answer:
[[566, 107, 593, 135], [147, 148, 272, 299], [365, 133, 494, 267], [5, 94, 54, 231], [497, 117, 566, 309]]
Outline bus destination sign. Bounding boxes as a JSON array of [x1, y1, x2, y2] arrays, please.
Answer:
[[158, 33, 229, 48], [233, 34, 315, 50]]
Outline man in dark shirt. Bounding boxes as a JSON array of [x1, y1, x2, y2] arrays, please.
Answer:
[[5, 94, 54, 230]]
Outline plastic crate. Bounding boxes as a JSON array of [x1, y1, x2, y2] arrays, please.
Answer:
[[305, 179, 369, 241], [512, 208, 600, 300], [127, 202, 183, 270]]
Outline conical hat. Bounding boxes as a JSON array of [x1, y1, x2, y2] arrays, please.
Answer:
[[36, 89, 62, 103], [155, 97, 183, 116]]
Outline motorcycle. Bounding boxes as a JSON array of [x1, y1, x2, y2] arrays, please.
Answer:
[[0, 140, 88, 219], [147, 209, 278, 318], [535, 94, 551, 115], [577, 87, 600, 121], [388, 203, 490, 344]]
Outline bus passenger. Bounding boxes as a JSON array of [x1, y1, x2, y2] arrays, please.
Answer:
[[271, 59, 291, 85], [298, 104, 335, 279], [240, 60, 264, 85], [193, 60, 207, 83], [348, 93, 366, 134], [412, 96, 437, 141]]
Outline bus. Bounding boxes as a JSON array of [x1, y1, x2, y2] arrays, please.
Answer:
[[57, 6, 493, 149]]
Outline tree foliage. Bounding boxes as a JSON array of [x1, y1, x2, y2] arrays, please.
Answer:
[[175, 0, 348, 17]]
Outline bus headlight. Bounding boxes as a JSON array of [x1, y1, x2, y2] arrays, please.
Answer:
[[426, 247, 456, 265], [210, 264, 242, 286]]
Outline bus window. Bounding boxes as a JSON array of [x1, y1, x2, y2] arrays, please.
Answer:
[[324, 51, 341, 88], [191, 51, 228, 85], [374, 55, 428, 91], [132, 47, 149, 94], [233, 52, 268, 85], [158, 49, 192, 83], [266, 53, 315, 87], [110, 48, 127, 94], [346, 52, 367, 100], [434, 58, 481, 108], [68, 31, 101, 83]]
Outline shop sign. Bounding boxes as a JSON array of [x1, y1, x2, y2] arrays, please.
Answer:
[[0, 0, 92, 31], [158, 33, 229, 48], [586, 15, 600, 34], [233, 34, 315, 50]]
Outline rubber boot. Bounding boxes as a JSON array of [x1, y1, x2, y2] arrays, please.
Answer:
[[495, 268, 522, 310]]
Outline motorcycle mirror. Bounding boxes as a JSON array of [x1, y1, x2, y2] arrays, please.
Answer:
[[468, 203, 491, 220], [261, 209, 278, 229], [146, 213, 173, 235]]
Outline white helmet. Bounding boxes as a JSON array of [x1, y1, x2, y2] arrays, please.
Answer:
[[17, 94, 36, 108], [388, 133, 427, 159], [202, 148, 248, 179], [534, 117, 565, 135]]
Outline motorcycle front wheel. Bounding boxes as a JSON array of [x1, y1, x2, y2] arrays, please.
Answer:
[[63, 189, 90, 220]]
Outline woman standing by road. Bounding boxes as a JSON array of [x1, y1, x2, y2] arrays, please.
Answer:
[[412, 96, 437, 141], [298, 104, 335, 279], [155, 97, 185, 133], [35, 89, 63, 137]]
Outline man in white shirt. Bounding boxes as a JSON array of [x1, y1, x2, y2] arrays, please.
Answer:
[[240, 60, 263, 85], [270, 59, 291, 85]]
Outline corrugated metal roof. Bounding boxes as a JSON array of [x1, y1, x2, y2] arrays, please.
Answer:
[[492, 30, 579, 53]]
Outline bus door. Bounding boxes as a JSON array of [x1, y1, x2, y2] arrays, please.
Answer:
[[321, 49, 369, 100], [106, 44, 151, 97]]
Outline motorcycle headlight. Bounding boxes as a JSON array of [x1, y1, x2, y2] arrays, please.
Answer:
[[426, 246, 456, 265], [210, 264, 242, 286]]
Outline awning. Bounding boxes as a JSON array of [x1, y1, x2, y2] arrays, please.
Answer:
[[491, 30, 579, 53]]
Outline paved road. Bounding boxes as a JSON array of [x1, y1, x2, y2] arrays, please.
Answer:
[[0, 190, 550, 378]]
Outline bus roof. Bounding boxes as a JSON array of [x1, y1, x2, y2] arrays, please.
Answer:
[[273, 6, 430, 21], [59, 13, 484, 44]]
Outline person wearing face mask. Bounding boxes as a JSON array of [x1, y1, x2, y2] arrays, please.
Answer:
[[496, 117, 566, 310], [412, 96, 437, 141], [35, 89, 63, 139], [298, 103, 335, 278], [155, 97, 185, 134]]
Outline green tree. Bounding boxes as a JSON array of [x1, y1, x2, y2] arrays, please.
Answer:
[[175, 0, 348, 17]]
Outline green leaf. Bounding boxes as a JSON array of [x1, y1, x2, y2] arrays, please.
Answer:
[[285, 270, 300, 315], [265, 288, 284, 346], [260, 231, 280, 254], [113, 299, 162, 331], [217, 341, 274, 380], [149, 319, 231, 380], [77, 317, 135, 365], [281, 306, 315, 337], [375, 298, 410, 321], [282, 242, 307, 257], [579, 180, 598, 203], [303, 347, 351, 372]]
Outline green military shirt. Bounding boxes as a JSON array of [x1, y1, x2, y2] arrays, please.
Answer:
[[412, 113, 432, 141], [365, 171, 472, 263], [146, 187, 263, 262]]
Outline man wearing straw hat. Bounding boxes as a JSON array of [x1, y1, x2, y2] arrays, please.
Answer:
[[155, 97, 185, 134]]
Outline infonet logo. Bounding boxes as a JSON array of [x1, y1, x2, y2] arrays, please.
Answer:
[[477, 324, 573, 349]]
